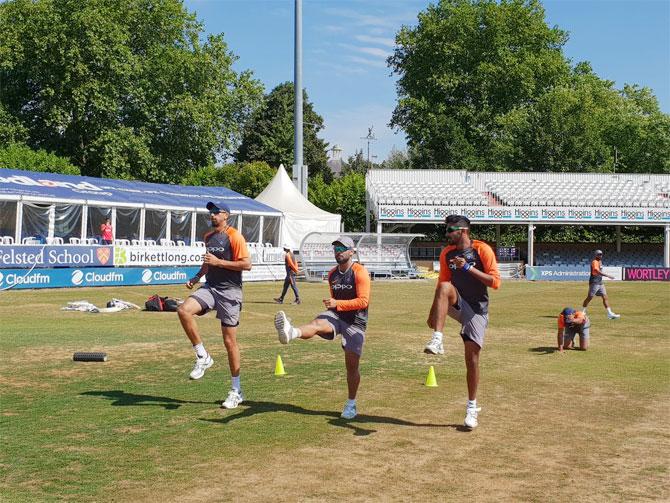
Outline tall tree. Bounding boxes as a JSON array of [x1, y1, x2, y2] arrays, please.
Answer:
[[0, 0, 263, 182], [389, 0, 571, 169], [236, 82, 331, 181], [181, 161, 276, 199]]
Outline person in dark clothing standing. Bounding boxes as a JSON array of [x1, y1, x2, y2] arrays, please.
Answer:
[[274, 244, 300, 305]]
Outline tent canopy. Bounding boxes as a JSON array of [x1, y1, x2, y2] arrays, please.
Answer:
[[0, 168, 281, 215], [255, 165, 341, 249]]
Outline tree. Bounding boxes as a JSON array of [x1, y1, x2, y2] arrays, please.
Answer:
[[308, 172, 366, 231], [0, 0, 263, 182], [181, 161, 275, 199], [389, 0, 571, 169], [236, 82, 331, 181], [0, 143, 79, 174], [492, 64, 670, 173], [381, 147, 412, 169]]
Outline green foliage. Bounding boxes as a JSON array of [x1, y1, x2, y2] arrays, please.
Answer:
[[308, 172, 366, 231], [381, 147, 412, 169], [390, 0, 570, 170], [182, 161, 275, 199], [0, 143, 79, 174], [389, 0, 669, 173], [0, 0, 263, 182], [0, 105, 27, 145], [236, 82, 331, 182]]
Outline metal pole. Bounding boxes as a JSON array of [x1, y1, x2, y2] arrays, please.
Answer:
[[527, 224, 534, 268], [293, 0, 304, 196]]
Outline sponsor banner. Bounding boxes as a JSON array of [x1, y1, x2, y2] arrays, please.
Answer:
[[0, 245, 113, 269], [0, 265, 287, 289], [526, 266, 623, 281], [623, 267, 670, 281], [114, 246, 205, 266], [378, 205, 670, 223], [0, 266, 200, 290]]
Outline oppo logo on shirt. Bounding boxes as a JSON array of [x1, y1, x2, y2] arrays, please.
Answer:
[[332, 284, 353, 290]]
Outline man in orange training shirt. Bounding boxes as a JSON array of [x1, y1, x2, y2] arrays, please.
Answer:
[[425, 215, 501, 429], [582, 249, 620, 319], [557, 307, 590, 352], [274, 236, 370, 420], [274, 244, 300, 305]]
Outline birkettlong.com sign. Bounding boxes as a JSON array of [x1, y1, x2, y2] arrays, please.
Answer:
[[0, 245, 206, 268], [378, 205, 670, 224]]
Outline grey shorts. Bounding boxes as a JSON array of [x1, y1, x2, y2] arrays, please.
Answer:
[[447, 293, 488, 348], [563, 325, 590, 345], [190, 285, 242, 327], [588, 283, 607, 297], [316, 310, 365, 356]]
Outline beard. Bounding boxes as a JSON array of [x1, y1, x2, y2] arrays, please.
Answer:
[[335, 255, 349, 265]]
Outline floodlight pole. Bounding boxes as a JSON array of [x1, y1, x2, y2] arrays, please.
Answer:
[[293, 0, 307, 197]]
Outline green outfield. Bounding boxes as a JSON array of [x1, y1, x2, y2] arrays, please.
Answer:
[[1, 280, 668, 502]]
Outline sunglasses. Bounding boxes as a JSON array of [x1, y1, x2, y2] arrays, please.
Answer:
[[333, 246, 351, 253], [446, 226, 468, 233]]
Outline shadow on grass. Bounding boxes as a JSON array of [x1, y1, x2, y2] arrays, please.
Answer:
[[201, 400, 465, 436], [529, 346, 558, 355], [81, 390, 218, 410]]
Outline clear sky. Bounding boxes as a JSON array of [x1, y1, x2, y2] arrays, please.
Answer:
[[185, 0, 670, 163]]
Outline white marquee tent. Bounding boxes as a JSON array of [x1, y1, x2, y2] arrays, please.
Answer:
[[255, 165, 341, 249]]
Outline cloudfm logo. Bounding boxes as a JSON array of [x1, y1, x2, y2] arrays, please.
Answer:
[[0, 272, 4, 285], [71, 270, 84, 285], [141, 269, 153, 283]]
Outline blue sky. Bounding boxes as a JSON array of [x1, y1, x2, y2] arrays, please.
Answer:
[[185, 0, 670, 163]]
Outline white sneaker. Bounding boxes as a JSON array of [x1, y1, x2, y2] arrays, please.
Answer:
[[275, 310, 293, 344], [341, 402, 357, 419], [221, 389, 244, 409], [464, 406, 481, 429], [424, 334, 444, 355], [189, 354, 213, 380], [607, 312, 620, 319]]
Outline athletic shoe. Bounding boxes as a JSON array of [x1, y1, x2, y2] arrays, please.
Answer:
[[607, 312, 621, 319], [424, 334, 444, 355], [341, 402, 357, 420], [274, 297, 283, 304], [293, 299, 301, 305], [275, 310, 293, 344], [189, 354, 213, 380], [464, 406, 481, 429], [221, 389, 244, 409]]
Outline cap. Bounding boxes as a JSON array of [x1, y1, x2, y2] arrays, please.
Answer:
[[594, 249, 603, 257], [282, 243, 291, 250], [561, 307, 576, 317], [332, 236, 355, 249], [206, 201, 231, 214]]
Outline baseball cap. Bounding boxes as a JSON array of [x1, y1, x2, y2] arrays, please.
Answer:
[[561, 307, 576, 317], [594, 249, 603, 257], [282, 243, 291, 250], [332, 236, 355, 249], [206, 201, 231, 214]]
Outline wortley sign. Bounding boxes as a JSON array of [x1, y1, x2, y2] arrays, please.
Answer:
[[623, 267, 670, 281], [0, 246, 113, 268]]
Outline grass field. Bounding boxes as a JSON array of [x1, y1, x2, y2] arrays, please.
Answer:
[[1, 279, 668, 502]]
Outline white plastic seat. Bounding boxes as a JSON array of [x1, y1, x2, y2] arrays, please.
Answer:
[[69, 237, 81, 245]]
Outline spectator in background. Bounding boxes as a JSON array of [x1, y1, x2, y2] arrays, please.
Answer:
[[100, 217, 113, 245], [582, 250, 620, 319], [274, 244, 300, 305]]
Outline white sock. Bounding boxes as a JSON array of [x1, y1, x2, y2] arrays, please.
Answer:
[[607, 307, 615, 315], [582, 307, 587, 314], [291, 327, 302, 340], [433, 331, 443, 342], [231, 375, 241, 392], [193, 343, 207, 359], [467, 399, 477, 410], [346, 398, 356, 407]]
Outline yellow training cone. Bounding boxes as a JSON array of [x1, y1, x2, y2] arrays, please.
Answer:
[[425, 365, 438, 387], [274, 354, 286, 376]]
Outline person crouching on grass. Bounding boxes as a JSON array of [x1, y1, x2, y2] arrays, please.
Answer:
[[424, 215, 501, 430], [557, 307, 590, 352], [273, 236, 371, 420]]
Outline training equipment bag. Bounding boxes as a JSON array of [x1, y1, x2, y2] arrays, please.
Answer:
[[145, 295, 180, 312]]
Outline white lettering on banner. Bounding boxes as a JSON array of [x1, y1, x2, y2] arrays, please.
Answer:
[[154, 270, 187, 281], [0, 272, 50, 286], [84, 271, 123, 283], [47, 249, 96, 265], [0, 174, 103, 191], [0, 249, 45, 266]]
